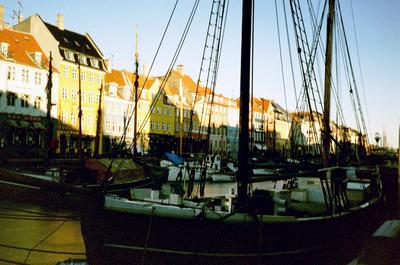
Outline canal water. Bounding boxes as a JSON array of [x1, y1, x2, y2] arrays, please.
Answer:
[[0, 200, 85, 265], [0, 182, 274, 264], [0, 178, 386, 265]]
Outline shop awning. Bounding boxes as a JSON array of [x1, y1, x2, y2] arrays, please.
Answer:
[[19, 120, 30, 128], [5, 120, 20, 128], [31, 121, 46, 130]]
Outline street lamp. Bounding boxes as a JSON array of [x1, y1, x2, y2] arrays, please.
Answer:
[[374, 132, 380, 148]]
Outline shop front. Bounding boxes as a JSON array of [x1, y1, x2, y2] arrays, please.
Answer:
[[0, 113, 47, 159]]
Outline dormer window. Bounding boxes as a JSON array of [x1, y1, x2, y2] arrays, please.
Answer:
[[79, 55, 87, 65], [1, 42, 9, 57], [34, 52, 42, 65], [65, 50, 74, 61], [90, 58, 99, 68], [109, 84, 117, 97]]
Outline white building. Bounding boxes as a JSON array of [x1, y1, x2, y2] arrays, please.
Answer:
[[0, 27, 58, 158]]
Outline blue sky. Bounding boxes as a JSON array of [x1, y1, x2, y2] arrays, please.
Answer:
[[2, 0, 399, 147]]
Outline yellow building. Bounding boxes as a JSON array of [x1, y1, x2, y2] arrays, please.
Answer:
[[124, 71, 176, 154], [15, 14, 107, 156]]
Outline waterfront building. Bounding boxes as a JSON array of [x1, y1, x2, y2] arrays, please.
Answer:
[[103, 68, 134, 155], [0, 27, 58, 159], [123, 70, 175, 155], [226, 98, 239, 159], [14, 14, 107, 156], [208, 93, 228, 155]]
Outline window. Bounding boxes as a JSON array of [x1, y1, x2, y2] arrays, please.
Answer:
[[72, 69, 77, 79], [7, 66, 15, 80], [71, 89, 77, 101], [71, 112, 77, 125], [65, 50, 74, 61], [162, 123, 166, 132], [61, 111, 68, 123], [34, 96, 41, 109], [105, 120, 110, 131], [91, 58, 99, 68], [22, 69, 29, 83], [95, 74, 100, 84], [96, 93, 100, 103], [157, 107, 161, 115], [156, 121, 160, 130], [79, 54, 87, 65], [63, 67, 68, 78], [81, 71, 86, 81], [1, 42, 9, 57], [150, 121, 154, 130], [82, 91, 85, 102], [62, 88, 68, 99], [167, 109, 171, 116], [89, 73, 94, 83], [21, 94, 29, 108], [34, 72, 41, 85], [167, 123, 171, 132], [6, 92, 16, 106], [88, 92, 94, 103]]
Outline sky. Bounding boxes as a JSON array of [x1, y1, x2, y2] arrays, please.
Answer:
[[2, 0, 399, 148]]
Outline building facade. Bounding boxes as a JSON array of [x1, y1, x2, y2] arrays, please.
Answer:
[[0, 28, 58, 159], [15, 14, 107, 157]]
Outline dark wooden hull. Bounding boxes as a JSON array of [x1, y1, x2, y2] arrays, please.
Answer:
[[81, 196, 384, 265]]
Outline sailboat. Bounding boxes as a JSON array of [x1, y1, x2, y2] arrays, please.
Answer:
[[80, 1, 385, 264]]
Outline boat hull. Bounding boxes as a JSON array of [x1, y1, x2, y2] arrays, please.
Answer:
[[81, 196, 384, 265]]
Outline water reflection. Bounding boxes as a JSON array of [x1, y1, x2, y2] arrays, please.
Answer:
[[0, 201, 85, 265]]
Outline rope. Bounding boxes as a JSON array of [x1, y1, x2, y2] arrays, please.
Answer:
[[107, 0, 180, 180], [0, 258, 26, 265], [24, 220, 67, 264], [105, 238, 339, 257], [0, 213, 75, 222], [0, 243, 85, 256], [349, 0, 372, 145], [274, 0, 289, 123], [140, 207, 155, 265]]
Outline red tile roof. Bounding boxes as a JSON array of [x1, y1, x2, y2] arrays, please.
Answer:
[[0, 28, 51, 70], [123, 70, 156, 89], [105, 69, 126, 86]]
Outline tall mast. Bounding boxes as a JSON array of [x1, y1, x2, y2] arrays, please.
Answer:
[[78, 58, 83, 167], [94, 82, 103, 156], [322, 0, 335, 167], [179, 78, 184, 155], [237, 0, 253, 205], [45, 52, 53, 162], [133, 27, 139, 157]]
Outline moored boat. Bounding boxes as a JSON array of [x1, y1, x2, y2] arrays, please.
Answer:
[[80, 1, 386, 264]]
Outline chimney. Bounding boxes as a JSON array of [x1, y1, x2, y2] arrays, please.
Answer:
[[0, 5, 4, 28], [56, 14, 64, 30], [176, 64, 184, 76], [18, 14, 24, 23]]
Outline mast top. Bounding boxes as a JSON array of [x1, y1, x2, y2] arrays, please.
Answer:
[[135, 25, 139, 61]]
